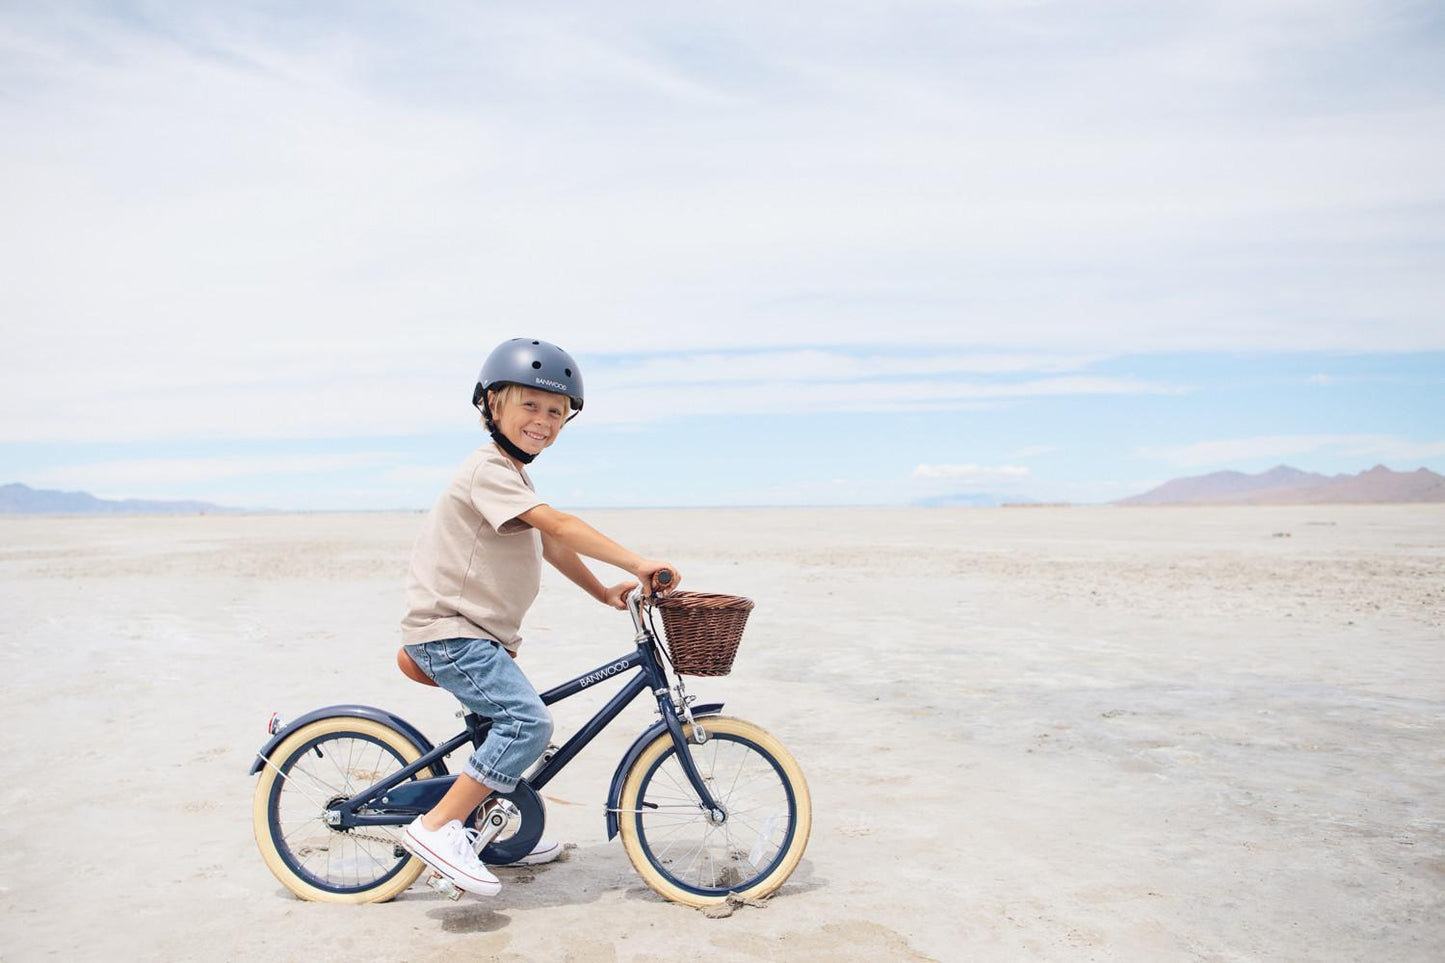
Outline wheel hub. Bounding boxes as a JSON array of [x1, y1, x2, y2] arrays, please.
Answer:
[[323, 795, 347, 829]]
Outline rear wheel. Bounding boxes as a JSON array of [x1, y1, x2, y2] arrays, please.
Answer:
[[252, 717, 438, 903], [617, 716, 811, 907]]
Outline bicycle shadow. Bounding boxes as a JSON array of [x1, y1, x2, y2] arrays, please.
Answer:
[[417, 851, 826, 932], [413, 849, 825, 932], [413, 841, 618, 931], [616, 855, 826, 904]]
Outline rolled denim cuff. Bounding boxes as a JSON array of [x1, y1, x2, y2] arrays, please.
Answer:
[[464, 757, 519, 794]]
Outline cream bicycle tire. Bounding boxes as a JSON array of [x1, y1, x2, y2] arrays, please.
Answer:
[[617, 716, 811, 907], [252, 716, 438, 904]]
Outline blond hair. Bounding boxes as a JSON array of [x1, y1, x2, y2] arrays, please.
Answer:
[[483, 385, 569, 430]]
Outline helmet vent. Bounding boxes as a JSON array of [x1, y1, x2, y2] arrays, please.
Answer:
[[531, 361, 542, 369], [564, 368, 572, 376]]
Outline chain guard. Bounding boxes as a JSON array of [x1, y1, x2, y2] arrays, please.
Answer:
[[474, 781, 546, 865]]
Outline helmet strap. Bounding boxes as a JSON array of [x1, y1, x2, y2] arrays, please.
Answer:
[[477, 389, 537, 465], [490, 426, 536, 465]]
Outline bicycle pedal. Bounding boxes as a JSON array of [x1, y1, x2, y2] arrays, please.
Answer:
[[469, 799, 517, 852], [426, 871, 464, 902]]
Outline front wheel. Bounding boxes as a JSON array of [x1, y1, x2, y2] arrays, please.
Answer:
[[617, 716, 811, 907]]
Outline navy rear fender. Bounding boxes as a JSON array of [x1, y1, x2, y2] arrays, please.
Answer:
[[248, 704, 445, 776], [605, 703, 724, 840]]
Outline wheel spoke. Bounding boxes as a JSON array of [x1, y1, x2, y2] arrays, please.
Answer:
[[351, 834, 394, 880], [720, 809, 772, 840], [271, 762, 345, 806], [646, 817, 702, 863], [677, 824, 714, 883], [659, 763, 695, 801], [327, 740, 355, 795]]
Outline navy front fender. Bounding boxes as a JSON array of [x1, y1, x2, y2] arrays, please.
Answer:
[[605, 703, 724, 839], [248, 704, 445, 776]]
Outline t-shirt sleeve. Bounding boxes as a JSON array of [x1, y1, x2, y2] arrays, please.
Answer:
[[469, 457, 545, 535]]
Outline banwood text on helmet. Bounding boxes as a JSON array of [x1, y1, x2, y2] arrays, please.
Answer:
[[472, 338, 584, 463]]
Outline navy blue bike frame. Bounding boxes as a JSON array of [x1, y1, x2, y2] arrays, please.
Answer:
[[331, 636, 721, 829]]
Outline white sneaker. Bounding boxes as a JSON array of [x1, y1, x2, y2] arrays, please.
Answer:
[[402, 817, 501, 896], [509, 837, 564, 866]]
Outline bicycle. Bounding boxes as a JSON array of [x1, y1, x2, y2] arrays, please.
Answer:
[[249, 579, 811, 908]]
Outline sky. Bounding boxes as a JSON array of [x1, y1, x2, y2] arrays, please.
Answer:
[[2, 1, 1443, 509]]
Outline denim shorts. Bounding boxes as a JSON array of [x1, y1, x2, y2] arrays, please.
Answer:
[[403, 638, 553, 793]]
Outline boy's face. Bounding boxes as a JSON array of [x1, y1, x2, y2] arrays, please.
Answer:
[[492, 386, 568, 458]]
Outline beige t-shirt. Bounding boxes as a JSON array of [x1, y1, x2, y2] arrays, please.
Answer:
[[400, 443, 545, 653]]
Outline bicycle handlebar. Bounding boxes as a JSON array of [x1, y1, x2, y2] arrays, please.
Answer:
[[625, 569, 674, 631]]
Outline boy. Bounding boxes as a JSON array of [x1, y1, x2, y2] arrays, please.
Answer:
[[396, 337, 680, 897]]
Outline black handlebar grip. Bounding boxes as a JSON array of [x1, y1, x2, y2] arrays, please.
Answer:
[[655, 569, 673, 587]]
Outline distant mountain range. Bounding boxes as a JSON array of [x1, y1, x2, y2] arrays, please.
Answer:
[[8, 467, 1440, 514], [0, 482, 235, 515], [1117, 465, 1445, 506]]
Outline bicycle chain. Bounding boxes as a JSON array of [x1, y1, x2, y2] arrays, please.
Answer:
[[340, 805, 509, 850], [341, 827, 406, 848]]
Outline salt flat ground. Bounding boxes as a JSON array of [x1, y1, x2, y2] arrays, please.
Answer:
[[0, 506, 1441, 962]]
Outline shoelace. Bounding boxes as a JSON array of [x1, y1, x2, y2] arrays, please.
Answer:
[[442, 821, 484, 858]]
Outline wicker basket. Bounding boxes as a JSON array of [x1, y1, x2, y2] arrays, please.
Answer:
[[654, 591, 755, 676]]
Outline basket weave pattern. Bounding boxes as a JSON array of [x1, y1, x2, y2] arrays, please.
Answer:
[[654, 591, 755, 676]]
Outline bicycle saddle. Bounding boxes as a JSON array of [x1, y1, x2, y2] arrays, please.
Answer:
[[396, 647, 440, 687]]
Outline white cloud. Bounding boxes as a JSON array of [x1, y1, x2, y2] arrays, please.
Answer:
[[379, 465, 458, 486], [1140, 434, 1445, 467], [24, 453, 398, 490], [717, 476, 899, 508], [586, 373, 1181, 427], [1003, 445, 1059, 459], [0, 2, 1440, 452], [0, 344, 1177, 442], [911, 464, 1030, 480], [593, 350, 1099, 385]]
